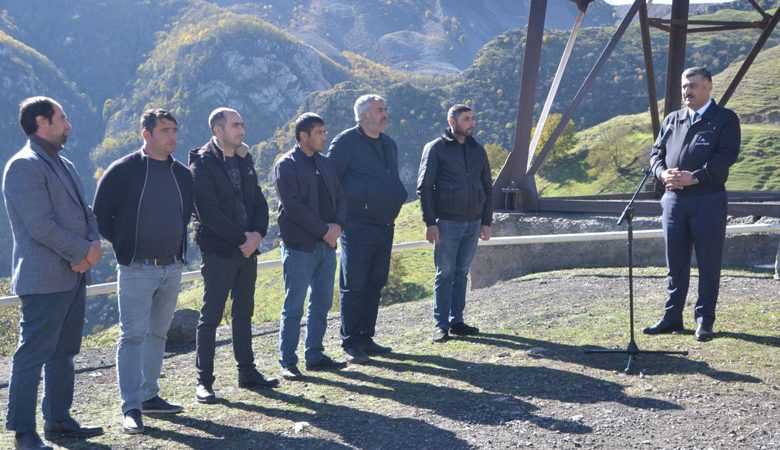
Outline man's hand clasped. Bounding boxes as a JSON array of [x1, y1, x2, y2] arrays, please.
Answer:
[[240, 231, 263, 258], [323, 223, 341, 248], [71, 241, 103, 273], [661, 168, 697, 191]]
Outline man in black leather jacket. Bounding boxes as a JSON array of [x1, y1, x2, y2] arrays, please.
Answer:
[[417, 104, 493, 343], [189, 108, 277, 404]]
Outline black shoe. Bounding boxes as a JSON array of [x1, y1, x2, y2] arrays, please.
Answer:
[[238, 369, 280, 389], [432, 327, 449, 343], [360, 339, 392, 355], [43, 417, 103, 439], [122, 409, 144, 434], [642, 318, 684, 335], [280, 365, 304, 380], [14, 432, 52, 450], [343, 346, 370, 364], [196, 384, 217, 404], [695, 324, 714, 342], [306, 356, 348, 371], [450, 322, 480, 336], [141, 395, 183, 414]]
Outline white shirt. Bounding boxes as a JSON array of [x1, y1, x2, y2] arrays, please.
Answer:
[[688, 98, 712, 124]]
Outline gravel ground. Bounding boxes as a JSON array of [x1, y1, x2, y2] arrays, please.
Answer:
[[0, 271, 778, 449]]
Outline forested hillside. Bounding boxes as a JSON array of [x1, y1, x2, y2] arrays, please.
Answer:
[[0, 0, 778, 287]]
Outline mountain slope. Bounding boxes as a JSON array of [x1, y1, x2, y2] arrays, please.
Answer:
[[214, 0, 617, 74], [94, 9, 352, 168]]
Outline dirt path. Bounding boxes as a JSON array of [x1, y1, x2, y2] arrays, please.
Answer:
[[0, 271, 778, 449]]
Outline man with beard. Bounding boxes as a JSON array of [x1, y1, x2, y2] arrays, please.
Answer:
[[94, 109, 193, 434], [327, 95, 408, 364], [645, 67, 740, 342], [190, 107, 277, 404], [417, 104, 493, 343], [3, 96, 104, 449]]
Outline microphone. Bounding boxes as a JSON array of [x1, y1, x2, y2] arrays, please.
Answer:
[[658, 124, 673, 147]]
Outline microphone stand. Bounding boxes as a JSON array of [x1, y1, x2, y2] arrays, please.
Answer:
[[584, 168, 688, 374]]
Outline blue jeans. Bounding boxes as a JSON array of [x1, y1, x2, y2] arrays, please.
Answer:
[[338, 222, 394, 349], [433, 219, 481, 330], [6, 277, 86, 433], [116, 261, 182, 413], [279, 242, 337, 367]]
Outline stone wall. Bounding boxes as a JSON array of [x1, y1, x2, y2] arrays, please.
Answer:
[[470, 212, 780, 289]]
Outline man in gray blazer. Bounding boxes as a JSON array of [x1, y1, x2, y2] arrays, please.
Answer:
[[2, 97, 104, 450]]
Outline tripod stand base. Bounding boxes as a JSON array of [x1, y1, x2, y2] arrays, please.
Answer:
[[585, 340, 688, 374]]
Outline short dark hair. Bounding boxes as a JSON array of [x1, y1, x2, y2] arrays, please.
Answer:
[[141, 108, 177, 134], [294, 112, 325, 142], [19, 96, 58, 135], [682, 67, 712, 82], [208, 107, 238, 134], [447, 104, 472, 121]]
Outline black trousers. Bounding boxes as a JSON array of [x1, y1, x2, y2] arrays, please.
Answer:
[[195, 253, 257, 385], [661, 190, 727, 327], [338, 222, 394, 349]]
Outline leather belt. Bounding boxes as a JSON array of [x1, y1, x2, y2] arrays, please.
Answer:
[[135, 255, 180, 267]]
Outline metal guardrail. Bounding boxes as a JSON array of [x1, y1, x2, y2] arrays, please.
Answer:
[[1, 223, 778, 308]]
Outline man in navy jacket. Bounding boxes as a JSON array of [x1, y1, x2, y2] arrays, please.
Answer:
[[645, 67, 740, 342], [327, 94, 408, 364], [274, 113, 347, 380]]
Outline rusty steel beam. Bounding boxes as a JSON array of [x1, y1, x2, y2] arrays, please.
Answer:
[[746, 0, 770, 19], [663, 0, 689, 117], [720, 7, 780, 108], [492, 0, 547, 211], [527, 0, 643, 176], [639, 1, 660, 138]]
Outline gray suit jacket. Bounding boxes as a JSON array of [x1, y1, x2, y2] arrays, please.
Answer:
[[2, 139, 99, 295]]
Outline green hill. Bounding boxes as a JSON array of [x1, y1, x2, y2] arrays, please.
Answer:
[[537, 43, 780, 196]]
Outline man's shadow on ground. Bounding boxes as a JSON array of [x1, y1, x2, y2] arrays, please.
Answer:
[[460, 332, 763, 382], [152, 390, 470, 449]]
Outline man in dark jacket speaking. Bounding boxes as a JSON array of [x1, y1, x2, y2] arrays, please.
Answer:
[[327, 94, 408, 364], [189, 107, 277, 404], [417, 104, 493, 343]]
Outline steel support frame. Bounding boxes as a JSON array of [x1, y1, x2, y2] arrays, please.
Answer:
[[495, 0, 780, 216]]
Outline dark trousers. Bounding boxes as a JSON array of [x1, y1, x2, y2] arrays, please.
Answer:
[[338, 222, 394, 349], [6, 277, 86, 433], [196, 253, 257, 386], [661, 190, 727, 327]]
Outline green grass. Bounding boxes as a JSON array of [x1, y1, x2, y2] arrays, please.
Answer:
[[85, 201, 437, 350]]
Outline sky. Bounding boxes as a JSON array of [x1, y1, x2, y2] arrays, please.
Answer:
[[604, 0, 734, 4]]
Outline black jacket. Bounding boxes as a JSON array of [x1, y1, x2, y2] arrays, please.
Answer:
[[650, 100, 740, 197], [326, 125, 408, 226], [273, 146, 347, 252], [417, 128, 493, 226], [189, 139, 269, 257], [93, 149, 193, 265]]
